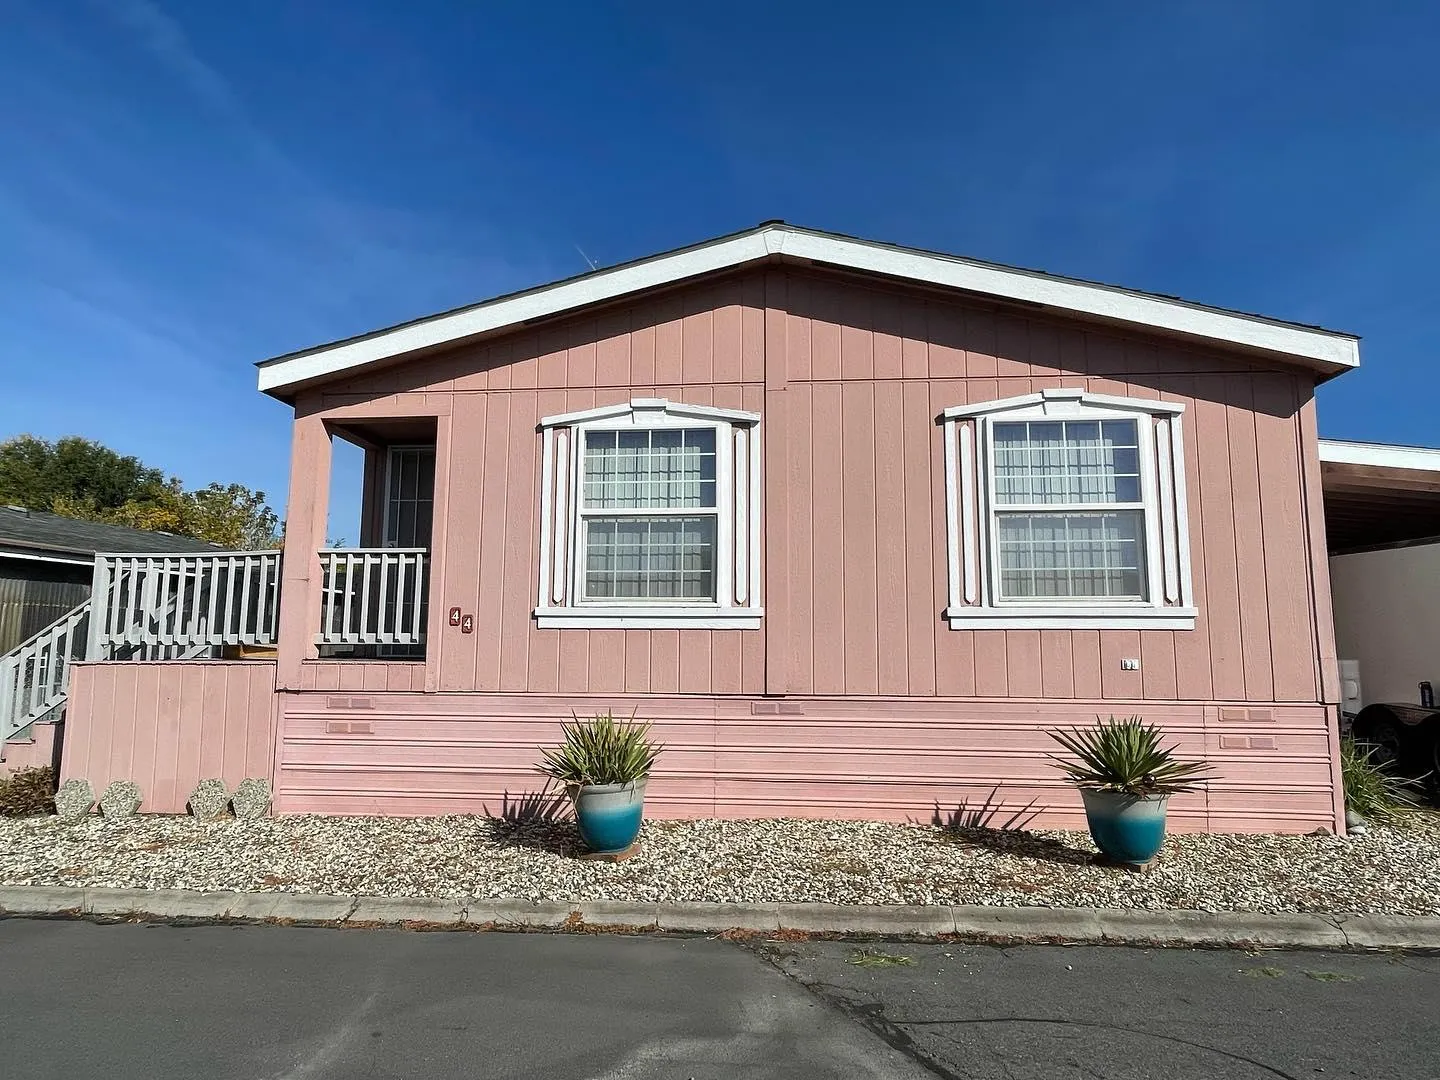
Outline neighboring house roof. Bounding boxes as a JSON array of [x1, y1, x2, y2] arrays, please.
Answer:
[[1319, 439, 1440, 553], [0, 506, 221, 564], [258, 221, 1362, 399], [1319, 438, 1440, 473]]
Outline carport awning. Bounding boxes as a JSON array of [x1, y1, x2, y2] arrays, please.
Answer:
[[1321, 440, 1440, 554]]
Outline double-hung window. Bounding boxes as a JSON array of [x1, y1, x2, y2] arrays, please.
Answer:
[[580, 428, 718, 601], [940, 388, 1196, 629], [991, 418, 1146, 602], [535, 398, 763, 628]]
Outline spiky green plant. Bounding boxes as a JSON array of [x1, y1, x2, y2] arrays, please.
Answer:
[[1048, 716, 1213, 796], [537, 711, 663, 788], [1340, 736, 1420, 822]]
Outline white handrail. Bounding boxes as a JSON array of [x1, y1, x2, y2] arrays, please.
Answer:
[[1, 600, 90, 743], [317, 549, 429, 645], [88, 550, 282, 659]]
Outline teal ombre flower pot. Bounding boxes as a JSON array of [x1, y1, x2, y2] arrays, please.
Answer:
[[1081, 789, 1169, 865], [573, 779, 647, 854]]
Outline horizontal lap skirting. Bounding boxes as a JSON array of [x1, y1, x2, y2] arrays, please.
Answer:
[[274, 689, 1335, 833]]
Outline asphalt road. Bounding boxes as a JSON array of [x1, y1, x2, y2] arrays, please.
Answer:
[[769, 938, 1440, 1079], [2, 919, 1437, 1080]]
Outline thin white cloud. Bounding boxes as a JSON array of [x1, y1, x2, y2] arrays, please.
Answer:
[[93, 0, 298, 179]]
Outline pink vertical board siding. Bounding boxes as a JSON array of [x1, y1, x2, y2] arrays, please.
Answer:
[[1171, 375, 1214, 702], [873, 380, 910, 694], [275, 412, 331, 688], [1039, 631, 1074, 699], [498, 391, 539, 691], [783, 383, 814, 694], [438, 393, 486, 692], [901, 381, 937, 696], [298, 662, 426, 691], [63, 662, 277, 814], [247, 265, 1342, 834], [840, 382, 880, 694], [300, 268, 1329, 710], [1224, 377, 1275, 702], [1251, 374, 1317, 702], [1296, 396, 1341, 705], [809, 383, 846, 694], [275, 690, 1336, 833]]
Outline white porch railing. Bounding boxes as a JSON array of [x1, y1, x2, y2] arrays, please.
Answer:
[[317, 549, 429, 645], [1, 600, 89, 743], [2, 546, 434, 745], [88, 551, 282, 659]]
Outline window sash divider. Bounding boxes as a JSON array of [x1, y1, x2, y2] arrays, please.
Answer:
[[577, 505, 720, 518], [992, 501, 1147, 514]]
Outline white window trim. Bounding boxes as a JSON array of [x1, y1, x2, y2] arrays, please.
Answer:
[[535, 398, 763, 629], [940, 388, 1197, 631]]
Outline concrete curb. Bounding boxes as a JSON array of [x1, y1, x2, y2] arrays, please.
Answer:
[[1, 885, 1437, 950]]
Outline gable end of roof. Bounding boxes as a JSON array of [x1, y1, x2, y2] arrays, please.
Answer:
[[258, 223, 1361, 399]]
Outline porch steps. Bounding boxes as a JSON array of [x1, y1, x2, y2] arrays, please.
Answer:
[[0, 600, 90, 755], [0, 717, 60, 773]]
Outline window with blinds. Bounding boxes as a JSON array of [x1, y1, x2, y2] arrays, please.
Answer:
[[939, 389, 1196, 630], [991, 418, 1146, 601], [581, 428, 719, 600], [534, 398, 762, 629]]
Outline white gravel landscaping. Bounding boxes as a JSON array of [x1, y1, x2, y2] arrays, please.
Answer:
[[2, 813, 1439, 916]]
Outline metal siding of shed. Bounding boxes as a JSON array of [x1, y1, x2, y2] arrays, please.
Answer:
[[0, 570, 92, 655]]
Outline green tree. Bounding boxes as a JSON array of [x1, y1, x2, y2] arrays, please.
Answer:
[[2, 434, 281, 549], [0, 435, 165, 512], [182, 483, 282, 549]]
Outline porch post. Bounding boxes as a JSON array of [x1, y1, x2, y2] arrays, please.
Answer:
[[275, 408, 332, 690]]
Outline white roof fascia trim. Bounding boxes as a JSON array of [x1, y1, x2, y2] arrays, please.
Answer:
[[778, 229, 1360, 372], [539, 397, 761, 428], [258, 233, 774, 393], [1319, 439, 1440, 472], [941, 388, 1185, 420], [0, 547, 95, 567], [259, 224, 1360, 395]]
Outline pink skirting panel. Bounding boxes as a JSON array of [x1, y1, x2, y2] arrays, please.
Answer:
[[275, 690, 1340, 833], [1, 720, 57, 775], [63, 661, 278, 813]]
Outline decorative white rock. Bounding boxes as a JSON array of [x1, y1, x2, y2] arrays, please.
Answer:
[[231, 778, 272, 819], [188, 778, 231, 820], [99, 780, 142, 818], [53, 778, 95, 822]]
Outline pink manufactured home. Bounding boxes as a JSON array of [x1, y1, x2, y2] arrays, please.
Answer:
[[27, 224, 1364, 832]]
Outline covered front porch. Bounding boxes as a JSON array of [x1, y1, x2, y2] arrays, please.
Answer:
[[0, 411, 439, 755]]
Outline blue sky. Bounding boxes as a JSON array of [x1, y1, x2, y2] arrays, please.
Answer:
[[2, 2, 1436, 539]]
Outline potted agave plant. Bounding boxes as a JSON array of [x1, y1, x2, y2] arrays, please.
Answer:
[[538, 711, 663, 854], [1048, 716, 1213, 866]]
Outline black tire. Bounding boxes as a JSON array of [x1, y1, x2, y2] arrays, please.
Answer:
[[1351, 706, 1406, 772], [1424, 723, 1440, 805]]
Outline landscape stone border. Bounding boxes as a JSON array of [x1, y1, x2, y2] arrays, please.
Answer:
[[52, 779, 94, 822], [98, 780, 141, 818], [1, 886, 1437, 950], [187, 779, 230, 821], [230, 779, 271, 819]]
